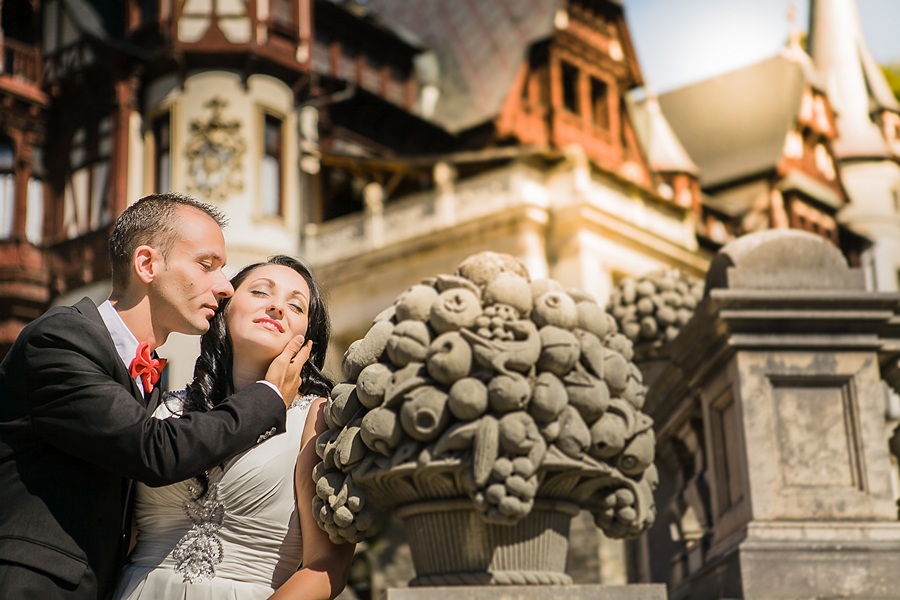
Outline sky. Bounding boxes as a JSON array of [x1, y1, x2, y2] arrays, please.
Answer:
[[622, 0, 900, 93]]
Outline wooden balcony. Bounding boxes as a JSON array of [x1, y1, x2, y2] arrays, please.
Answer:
[[2, 38, 41, 82], [0, 38, 46, 106]]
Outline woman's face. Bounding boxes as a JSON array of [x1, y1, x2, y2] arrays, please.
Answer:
[[225, 264, 311, 363]]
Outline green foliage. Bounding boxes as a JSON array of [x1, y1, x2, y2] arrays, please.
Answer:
[[883, 63, 900, 103]]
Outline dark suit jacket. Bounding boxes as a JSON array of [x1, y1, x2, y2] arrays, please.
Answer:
[[0, 298, 288, 599]]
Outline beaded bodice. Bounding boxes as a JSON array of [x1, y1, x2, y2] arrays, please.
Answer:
[[125, 393, 315, 588]]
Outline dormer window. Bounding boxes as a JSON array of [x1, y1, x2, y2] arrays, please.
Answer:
[[784, 130, 803, 158], [814, 143, 835, 180], [799, 90, 814, 123], [561, 61, 579, 115], [590, 76, 609, 130], [813, 96, 829, 132]]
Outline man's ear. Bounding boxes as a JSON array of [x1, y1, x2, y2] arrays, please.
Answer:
[[133, 245, 161, 285]]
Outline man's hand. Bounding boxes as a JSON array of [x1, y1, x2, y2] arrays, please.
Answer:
[[265, 335, 312, 408]]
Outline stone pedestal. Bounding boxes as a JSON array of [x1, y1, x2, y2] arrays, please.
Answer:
[[383, 584, 667, 600], [643, 230, 900, 599], [397, 499, 577, 586]]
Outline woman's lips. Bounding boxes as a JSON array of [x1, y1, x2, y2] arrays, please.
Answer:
[[255, 317, 284, 333]]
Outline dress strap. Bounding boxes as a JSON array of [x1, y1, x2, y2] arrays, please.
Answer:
[[289, 393, 317, 411]]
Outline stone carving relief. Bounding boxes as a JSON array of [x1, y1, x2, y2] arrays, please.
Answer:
[[312, 251, 658, 550], [185, 97, 245, 200], [608, 269, 704, 347]]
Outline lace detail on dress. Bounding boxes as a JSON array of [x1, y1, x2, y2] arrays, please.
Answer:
[[290, 393, 316, 410], [172, 469, 225, 583]]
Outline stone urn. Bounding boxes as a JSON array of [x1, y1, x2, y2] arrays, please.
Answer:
[[312, 252, 658, 586]]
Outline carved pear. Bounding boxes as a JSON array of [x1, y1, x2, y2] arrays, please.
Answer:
[[395, 284, 439, 322], [484, 272, 532, 316], [360, 407, 403, 455], [555, 405, 590, 458], [537, 325, 580, 375], [448, 377, 489, 421], [356, 363, 394, 408], [425, 331, 472, 385], [589, 411, 629, 459], [342, 320, 394, 380], [488, 373, 532, 412], [385, 320, 431, 367], [529, 371, 567, 423]]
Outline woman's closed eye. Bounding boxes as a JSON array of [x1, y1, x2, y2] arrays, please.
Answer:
[[288, 303, 305, 314]]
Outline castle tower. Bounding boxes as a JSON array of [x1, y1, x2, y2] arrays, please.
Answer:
[[808, 0, 900, 291]]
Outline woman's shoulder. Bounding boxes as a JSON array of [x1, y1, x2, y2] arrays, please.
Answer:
[[154, 389, 188, 419]]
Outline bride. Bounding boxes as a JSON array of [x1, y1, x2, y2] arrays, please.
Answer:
[[114, 255, 355, 599]]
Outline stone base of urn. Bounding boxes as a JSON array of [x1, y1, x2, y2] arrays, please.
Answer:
[[383, 584, 668, 599], [396, 498, 580, 587]]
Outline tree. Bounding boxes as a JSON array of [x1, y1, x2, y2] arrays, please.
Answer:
[[882, 63, 900, 103]]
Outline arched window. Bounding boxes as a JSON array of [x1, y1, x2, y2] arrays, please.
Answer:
[[260, 113, 284, 217], [0, 137, 15, 239]]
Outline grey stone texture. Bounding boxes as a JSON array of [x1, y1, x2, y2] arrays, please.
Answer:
[[383, 584, 667, 600], [640, 229, 900, 599]]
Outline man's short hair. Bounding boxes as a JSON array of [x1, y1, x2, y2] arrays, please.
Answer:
[[108, 193, 228, 290]]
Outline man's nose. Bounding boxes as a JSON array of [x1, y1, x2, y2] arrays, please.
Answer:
[[213, 269, 234, 299]]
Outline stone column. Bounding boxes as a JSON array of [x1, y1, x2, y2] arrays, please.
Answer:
[[646, 229, 900, 599]]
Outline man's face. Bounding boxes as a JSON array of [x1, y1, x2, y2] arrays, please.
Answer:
[[149, 207, 234, 337]]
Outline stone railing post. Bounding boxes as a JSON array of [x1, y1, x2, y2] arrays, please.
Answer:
[[645, 230, 900, 599]]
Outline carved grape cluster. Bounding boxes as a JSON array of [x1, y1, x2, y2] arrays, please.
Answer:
[[608, 269, 704, 345], [312, 252, 658, 543]]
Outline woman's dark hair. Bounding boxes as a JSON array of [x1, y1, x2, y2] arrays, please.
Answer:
[[181, 254, 334, 414]]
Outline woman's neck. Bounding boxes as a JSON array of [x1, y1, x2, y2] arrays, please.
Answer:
[[230, 359, 267, 393]]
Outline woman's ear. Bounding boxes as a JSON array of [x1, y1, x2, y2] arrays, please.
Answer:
[[133, 245, 161, 285]]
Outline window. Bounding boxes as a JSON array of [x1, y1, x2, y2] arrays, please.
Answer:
[[385, 62, 407, 106], [153, 114, 171, 193], [260, 113, 283, 217], [361, 54, 381, 94], [25, 147, 44, 244], [590, 76, 609, 129], [814, 143, 835, 180], [0, 137, 14, 238], [269, 0, 293, 27], [63, 115, 112, 238], [561, 61, 579, 114], [140, 0, 158, 25], [338, 42, 358, 81]]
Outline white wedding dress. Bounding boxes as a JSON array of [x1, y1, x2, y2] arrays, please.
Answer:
[[114, 393, 314, 600]]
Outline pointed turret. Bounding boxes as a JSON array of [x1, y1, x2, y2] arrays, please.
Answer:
[[807, 0, 896, 158], [808, 0, 900, 292], [630, 92, 700, 210]]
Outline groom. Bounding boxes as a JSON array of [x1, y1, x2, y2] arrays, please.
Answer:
[[0, 193, 310, 599]]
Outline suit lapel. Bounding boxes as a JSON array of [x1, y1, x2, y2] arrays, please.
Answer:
[[73, 297, 146, 404], [146, 386, 162, 413]]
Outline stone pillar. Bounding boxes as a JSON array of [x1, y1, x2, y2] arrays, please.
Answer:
[[645, 230, 900, 599]]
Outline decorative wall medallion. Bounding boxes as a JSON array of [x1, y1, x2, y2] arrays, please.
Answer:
[[185, 97, 246, 200]]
